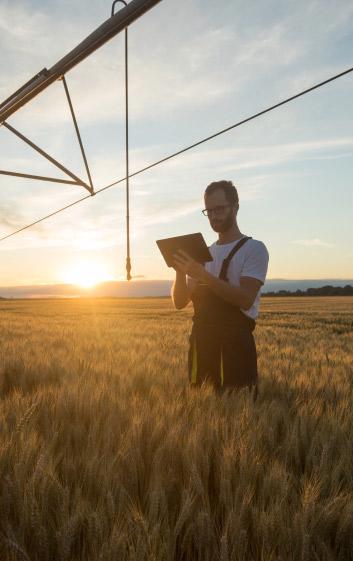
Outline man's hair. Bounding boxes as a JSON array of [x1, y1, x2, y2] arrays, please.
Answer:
[[204, 180, 239, 206]]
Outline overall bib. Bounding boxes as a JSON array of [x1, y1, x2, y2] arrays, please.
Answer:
[[188, 236, 258, 397]]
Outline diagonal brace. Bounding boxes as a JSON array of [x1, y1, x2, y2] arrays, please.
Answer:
[[1, 121, 93, 193], [61, 76, 94, 193], [0, 170, 79, 185]]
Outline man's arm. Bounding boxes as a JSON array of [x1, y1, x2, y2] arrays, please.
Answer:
[[201, 271, 262, 310], [173, 250, 262, 310], [171, 271, 196, 309]]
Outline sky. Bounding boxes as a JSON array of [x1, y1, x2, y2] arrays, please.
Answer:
[[0, 0, 353, 287]]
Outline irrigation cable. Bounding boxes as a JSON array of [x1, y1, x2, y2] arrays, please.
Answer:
[[1, 64, 353, 244]]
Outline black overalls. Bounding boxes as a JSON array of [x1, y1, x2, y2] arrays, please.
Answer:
[[188, 236, 258, 397]]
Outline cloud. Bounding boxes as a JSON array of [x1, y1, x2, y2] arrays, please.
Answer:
[[2, 0, 353, 197], [1, 132, 351, 251], [1, 0, 353, 271], [0, 201, 25, 230], [0, 0, 336, 129], [292, 238, 335, 248], [115, 135, 353, 181], [129, 136, 353, 177], [0, 4, 49, 56]]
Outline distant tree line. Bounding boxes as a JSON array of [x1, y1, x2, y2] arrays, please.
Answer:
[[263, 284, 353, 297]]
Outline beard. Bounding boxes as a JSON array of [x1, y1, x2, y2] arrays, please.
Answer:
[[210, 211, 234, 233]]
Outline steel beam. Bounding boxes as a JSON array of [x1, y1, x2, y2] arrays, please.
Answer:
[[0, 0, 162, 123], [0, 170, 79, 185]]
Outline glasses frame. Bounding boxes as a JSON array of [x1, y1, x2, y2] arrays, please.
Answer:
[[201, 204, 233, 217]]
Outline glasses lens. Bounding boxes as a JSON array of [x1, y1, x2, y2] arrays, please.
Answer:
[[203, 205, 230, 217]]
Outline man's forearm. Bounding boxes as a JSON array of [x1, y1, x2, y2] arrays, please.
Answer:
[[171, 271, 189, 309], [201, 270, 251, 309]]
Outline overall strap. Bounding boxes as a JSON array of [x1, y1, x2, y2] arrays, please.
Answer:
[[219, 236, 252, 281]]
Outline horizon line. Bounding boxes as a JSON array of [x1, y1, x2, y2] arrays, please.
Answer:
[[1, 277, 353, 290]]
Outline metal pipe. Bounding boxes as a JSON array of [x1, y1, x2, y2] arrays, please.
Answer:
[[112, 0, 131, 281], [0, 69, 48, 111], [0, 0, 162, 123], [124, 26, 131, 281]]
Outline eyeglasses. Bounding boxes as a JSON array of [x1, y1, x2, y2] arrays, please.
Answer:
[[202, 204, 233, 217]]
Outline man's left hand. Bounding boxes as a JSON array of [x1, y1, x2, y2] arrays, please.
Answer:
[[173, 250, 206, 281]]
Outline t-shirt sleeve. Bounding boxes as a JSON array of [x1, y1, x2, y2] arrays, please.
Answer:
[[240, 242, 269, 285]]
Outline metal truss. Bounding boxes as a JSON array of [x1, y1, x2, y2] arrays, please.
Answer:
[[1, 77, 94, 194], [0, 0, 162, 197]]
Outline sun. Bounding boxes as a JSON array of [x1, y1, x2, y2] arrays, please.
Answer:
[[63, 260, 113, 288]]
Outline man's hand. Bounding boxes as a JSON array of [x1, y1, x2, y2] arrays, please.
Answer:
[[173, 250, 206, 281]]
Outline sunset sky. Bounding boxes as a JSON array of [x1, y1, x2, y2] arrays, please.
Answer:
[[1, 0, 353, 287]]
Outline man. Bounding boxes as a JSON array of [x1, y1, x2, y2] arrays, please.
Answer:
[[171, 180, 269, 398]]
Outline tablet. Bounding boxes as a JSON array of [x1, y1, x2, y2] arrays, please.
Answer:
[[156, 233, 213, 268]]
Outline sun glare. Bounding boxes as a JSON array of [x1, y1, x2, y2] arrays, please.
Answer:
[[63, 261, 113, 288]]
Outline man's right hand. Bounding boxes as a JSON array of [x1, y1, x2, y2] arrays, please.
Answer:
[[171, 257, 187, 275]]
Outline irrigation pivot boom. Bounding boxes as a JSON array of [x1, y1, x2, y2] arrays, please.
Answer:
[[0, 0, 162, 280], [0, 0, 162, 195], [1, 0, 353, 285], [0, 0, 162, 123]]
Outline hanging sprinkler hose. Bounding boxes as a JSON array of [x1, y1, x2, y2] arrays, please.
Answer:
[[111, 0, 131, 281]]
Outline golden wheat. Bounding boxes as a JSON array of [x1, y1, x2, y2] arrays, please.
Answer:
[[0, 296, 352, 560]]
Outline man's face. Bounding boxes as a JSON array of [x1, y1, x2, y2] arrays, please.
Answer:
[[204, 190, 237, 233]]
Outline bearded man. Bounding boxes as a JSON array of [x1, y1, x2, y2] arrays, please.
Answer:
[[172, 180, 269, 398]]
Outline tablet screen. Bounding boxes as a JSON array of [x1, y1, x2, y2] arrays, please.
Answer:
[[156, 233, 213, 267]]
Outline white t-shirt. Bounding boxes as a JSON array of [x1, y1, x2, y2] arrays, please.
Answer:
[[188, 236, 269, 320]]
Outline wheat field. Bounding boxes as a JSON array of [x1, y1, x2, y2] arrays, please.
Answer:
[[0, 296, 352, 561]]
